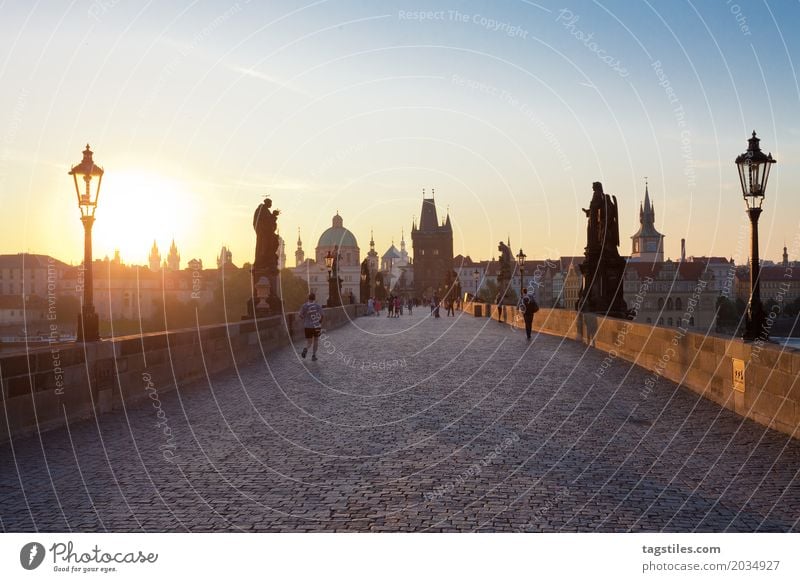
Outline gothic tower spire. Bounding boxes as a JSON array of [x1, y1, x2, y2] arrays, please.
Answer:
[[295, 228, 304, 267]]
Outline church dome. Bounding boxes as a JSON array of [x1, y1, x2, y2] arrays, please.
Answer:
[[317, 213, 358, 248], [382, 244, 401, 259]]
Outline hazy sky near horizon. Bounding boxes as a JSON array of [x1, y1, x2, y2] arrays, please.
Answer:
[[0, 0, 798, 267]]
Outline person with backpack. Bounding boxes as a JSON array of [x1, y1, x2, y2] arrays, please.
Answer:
[[518, 288, 539, 340]]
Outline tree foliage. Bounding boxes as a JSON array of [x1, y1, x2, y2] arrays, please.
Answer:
[[279, 269, 309, 312]]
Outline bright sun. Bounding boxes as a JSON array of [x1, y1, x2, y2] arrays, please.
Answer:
[[92, 171, 196, 265]]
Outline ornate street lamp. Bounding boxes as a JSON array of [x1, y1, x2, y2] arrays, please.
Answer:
[[360, 272, 369, 304], [325, 247, 341, 307], [324, 250, 334, 307], [473, 268, 479, 300], [735, 131, 776, 341], [517, 248, 527, 300], [69, 144, 103, 342]]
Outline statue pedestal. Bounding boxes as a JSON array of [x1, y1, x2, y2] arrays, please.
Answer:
[[578, 253, 629, 318], [327, 276, 342, 308], [244, 269, 282, 319]]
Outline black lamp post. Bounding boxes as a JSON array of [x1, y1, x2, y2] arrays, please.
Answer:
[[369, 261, 377, 299], [324, 250, 335, 307], [69, 144, 103, 342], [736, 131, 776, 341], [473, 269, 479, 300], [517, 248, 526, 300]]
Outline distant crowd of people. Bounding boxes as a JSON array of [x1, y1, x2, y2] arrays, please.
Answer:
[[363, 295, 463, 318], [424, 295, 460, 318], [366, 296, 415, 317]]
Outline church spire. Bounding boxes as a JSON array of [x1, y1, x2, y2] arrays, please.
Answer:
[[149, 240, 161, 272], [641, 178, 655, 226], [629, 178, 664, 263], [166, 238, 180, 271], [294, 228, 305, 267]]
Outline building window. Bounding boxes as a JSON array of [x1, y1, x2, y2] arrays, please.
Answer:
[[668, 317, 673, 326], [433, 249, 439, 255], [646, 317, 652, 324], [675, 297, 682, 310], [658, 317, 664, 325], [689, 316, 695, 326], [666, 298, 673, 310], [657, 297, 664, 310]]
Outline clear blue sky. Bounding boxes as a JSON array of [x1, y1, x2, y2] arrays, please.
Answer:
[[0, 0, 798, 266]]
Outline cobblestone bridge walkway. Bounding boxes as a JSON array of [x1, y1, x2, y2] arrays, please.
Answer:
[[2, 311, 799, 532]]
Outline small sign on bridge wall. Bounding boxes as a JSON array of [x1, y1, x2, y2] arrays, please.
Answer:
[[732, 358, 745, 393]]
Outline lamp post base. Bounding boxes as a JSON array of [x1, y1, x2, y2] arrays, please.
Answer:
[[327, 276, 342, 308], [742, 312, 768, 342], [742, 207, 766, 342], [76, 309, 99, 342]]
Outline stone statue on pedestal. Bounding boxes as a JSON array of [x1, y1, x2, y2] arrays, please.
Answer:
[[578, 182, 629, 318], [253, 197, 279, 272], [496, 240, 514, 305], [247, 196, 282, 318]]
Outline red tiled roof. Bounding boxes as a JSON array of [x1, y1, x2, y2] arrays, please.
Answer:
[[688, 256, 732, 264], [760, 266, 800, 281], [453, 255, 476, 267], [559, 256, 584, 271], [0, 253, 71, 270]]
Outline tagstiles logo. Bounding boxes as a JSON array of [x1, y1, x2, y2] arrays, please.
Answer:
[[20, 542, 46, 570]]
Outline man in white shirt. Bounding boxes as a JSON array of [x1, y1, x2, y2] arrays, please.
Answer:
[[298, 293, 324, 361]]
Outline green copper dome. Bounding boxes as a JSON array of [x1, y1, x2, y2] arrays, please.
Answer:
[[317, 213, 358, 248]]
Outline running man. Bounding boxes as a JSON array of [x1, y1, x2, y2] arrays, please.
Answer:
[[298, 292, 324, 361]]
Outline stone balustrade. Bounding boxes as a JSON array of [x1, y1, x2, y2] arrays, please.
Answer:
[[462, 301, 800, 438], [0, 305, 363, 443]]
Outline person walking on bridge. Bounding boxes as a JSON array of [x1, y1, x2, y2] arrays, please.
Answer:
[[518, 288, 539, 341], [299, 292, 324, 361]]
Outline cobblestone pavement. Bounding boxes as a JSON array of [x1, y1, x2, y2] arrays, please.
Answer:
[[2, 311, 800, 532]]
